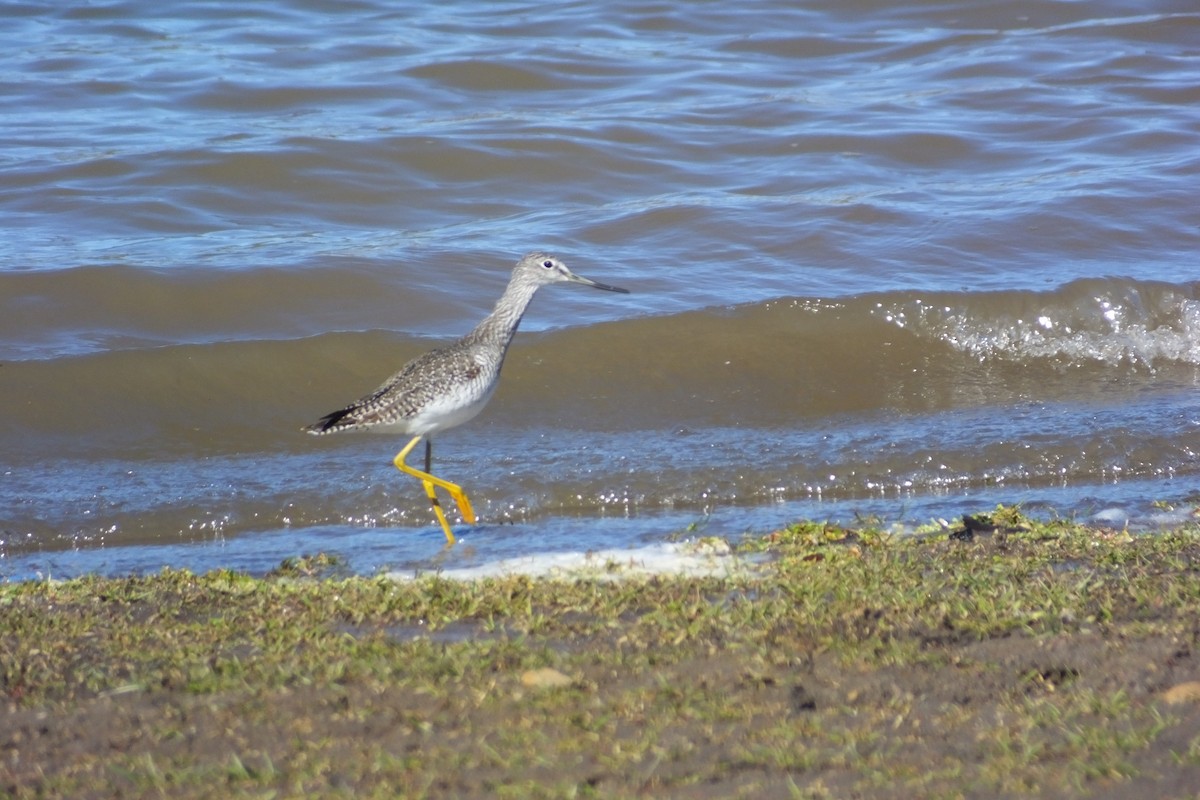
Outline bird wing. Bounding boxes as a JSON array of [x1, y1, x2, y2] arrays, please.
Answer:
[[304, 340, 487, 434]]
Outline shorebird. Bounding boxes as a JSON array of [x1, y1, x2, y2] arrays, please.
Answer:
[[304, 252, 629, 544]]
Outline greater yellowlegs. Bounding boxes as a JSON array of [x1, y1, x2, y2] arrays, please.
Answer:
[[304, 252, 629, 543]]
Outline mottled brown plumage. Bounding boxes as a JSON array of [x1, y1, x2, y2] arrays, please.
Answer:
[[305, 252, 627, 437], [304, 252, 629, 543]]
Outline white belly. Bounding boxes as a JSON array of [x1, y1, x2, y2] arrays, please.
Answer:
[[371, 382, 496, 437]]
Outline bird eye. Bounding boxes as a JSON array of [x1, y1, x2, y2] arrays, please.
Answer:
[[542, 260, 554, 268]]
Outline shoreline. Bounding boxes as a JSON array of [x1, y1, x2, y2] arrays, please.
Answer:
[[5, 507, 1200, 798]]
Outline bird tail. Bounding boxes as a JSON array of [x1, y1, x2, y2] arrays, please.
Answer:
[[302, 407, 359, 435]]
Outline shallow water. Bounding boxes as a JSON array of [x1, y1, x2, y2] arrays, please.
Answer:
[[3, 1, 1200, 579]]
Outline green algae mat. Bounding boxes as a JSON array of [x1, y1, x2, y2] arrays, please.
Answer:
[[5, 508, 1200, 799]]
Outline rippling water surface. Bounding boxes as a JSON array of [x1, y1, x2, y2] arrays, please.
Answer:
[[3, 0, 1200, 578]]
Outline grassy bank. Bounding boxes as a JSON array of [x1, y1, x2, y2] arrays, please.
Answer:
[[4, 507, 1200, 798]]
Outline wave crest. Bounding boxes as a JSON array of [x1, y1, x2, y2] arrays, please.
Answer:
[[873, 278, 1200, 367]]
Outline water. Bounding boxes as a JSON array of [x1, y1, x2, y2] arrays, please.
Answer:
[[3, 0, 1200, 580]]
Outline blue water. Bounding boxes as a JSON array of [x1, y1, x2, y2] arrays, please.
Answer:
[[2, 0, 1200, 578]]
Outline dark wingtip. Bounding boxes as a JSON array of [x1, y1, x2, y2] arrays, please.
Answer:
[[303, 407, 355, 435]]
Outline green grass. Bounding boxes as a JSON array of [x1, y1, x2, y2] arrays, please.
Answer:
[[5, 506, 1200, 798]]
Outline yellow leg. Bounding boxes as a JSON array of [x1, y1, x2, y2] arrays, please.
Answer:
[[393, 435, 476, 544], [420, 479, 455, 545]]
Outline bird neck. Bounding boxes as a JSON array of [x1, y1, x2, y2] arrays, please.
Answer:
[[463, 274, 539, 350]]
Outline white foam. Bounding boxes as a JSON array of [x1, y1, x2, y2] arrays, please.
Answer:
[[1089, 507, 1130, 526], [876, 282, 1200, 367], [386, 538, 760, 582], [1146, 507, 1197, 529]]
